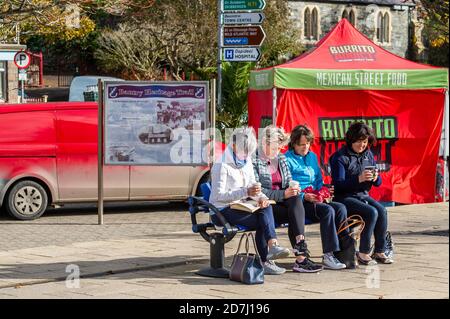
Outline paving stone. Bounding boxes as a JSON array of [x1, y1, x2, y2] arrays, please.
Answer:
[[0, 202, 448, 298]]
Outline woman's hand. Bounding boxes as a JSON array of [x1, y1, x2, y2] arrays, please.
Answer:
[[358, 170, 374, 183], [258, 198, 270, 208], [284, 187, 299, 199], [329, 185, 335, 195], [304, 193, 320, 203], [372, 169, 379, 182], [247, 185, 261, 197]]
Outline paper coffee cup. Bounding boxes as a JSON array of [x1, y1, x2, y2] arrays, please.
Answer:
[[289, 180, 299, 188]]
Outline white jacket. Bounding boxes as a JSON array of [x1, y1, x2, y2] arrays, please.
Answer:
[[210, 147, 257, 209]]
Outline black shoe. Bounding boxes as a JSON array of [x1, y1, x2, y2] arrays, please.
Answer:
[[293, 258, 323, 273], [293, 240, 311, 258]]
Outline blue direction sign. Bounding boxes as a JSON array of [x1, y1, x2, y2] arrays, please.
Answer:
[[223, 13, 265, 25], [223, 0, 266, 11], [223, 47, 261, 62]]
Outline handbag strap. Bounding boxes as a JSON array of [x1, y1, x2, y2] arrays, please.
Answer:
[[337, 214, 366, 240], [234, 233, 249, 256], [246, 232, 261, 259]]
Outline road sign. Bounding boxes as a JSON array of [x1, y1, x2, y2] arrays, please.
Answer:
[[223, 0, 266, 11], [223, 26, 266, 46], [223, 12, 265, 25], [14, 51, 31, 69], [223, 47, 261, 62], [18, 69, 27, 81]]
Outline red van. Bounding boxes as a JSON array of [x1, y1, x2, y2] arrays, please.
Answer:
[[0, 102, 214, 220]]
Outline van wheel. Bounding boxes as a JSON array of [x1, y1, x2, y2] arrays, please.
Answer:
[[6, 180, 48, 220]]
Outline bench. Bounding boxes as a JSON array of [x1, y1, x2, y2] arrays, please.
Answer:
[[188, 182, 314, 278]]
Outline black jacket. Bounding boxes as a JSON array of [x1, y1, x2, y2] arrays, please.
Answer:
[[330, 145, 382, 199]]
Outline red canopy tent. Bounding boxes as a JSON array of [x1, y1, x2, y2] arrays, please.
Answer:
[[248, 19, 448, 204]]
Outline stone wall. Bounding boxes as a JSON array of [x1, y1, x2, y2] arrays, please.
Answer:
[[7, 61, 18, 103], [288, 1, 411, 57]]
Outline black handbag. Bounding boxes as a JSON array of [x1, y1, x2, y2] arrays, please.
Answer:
[[335, 215, 365, 269], [229, 233, 264, 285]]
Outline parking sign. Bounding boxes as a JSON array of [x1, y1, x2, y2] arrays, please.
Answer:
[[14, 51, 31, 69]]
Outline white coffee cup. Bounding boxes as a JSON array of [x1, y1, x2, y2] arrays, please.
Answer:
[[252, 182, 262, 195], [289, 180, 300, 189]]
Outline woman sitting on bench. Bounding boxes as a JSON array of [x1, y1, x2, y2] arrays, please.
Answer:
[[285, 124, 348, 270], [210, 127, 289, 275], [252, 125, 323, 273]]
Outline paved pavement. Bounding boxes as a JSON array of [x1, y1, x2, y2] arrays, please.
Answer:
[[0, 201, 448, 299]]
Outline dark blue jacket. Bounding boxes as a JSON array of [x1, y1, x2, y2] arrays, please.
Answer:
[[330, 145, 381, 199]]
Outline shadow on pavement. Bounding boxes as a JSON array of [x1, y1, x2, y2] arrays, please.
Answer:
[[0, 201, 189, 221], [0, 255, 212, 285]]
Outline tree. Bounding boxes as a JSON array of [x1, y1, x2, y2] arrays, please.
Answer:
[[418, 0, 449, 66], [0, 0, 156, 43], [94, 0, 303, 129]]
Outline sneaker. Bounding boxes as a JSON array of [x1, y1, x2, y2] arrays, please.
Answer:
[[267, 244, 290, 260], [322, 253, 346, 270], [292, 258, 323, 273], [264, 260, 286, 275], [292, 240, 311, 258]]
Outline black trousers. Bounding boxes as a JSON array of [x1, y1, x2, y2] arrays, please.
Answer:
[[272, 196, 305, 249]]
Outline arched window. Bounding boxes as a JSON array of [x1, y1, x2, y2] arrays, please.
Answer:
[[312, 8, 319, 40], [349, 9, 356, 26], [342, 10, 349, 21], [304, 8, 311, 39], [383, 12, 390, 42], [377, 12, 383, 42], [376, 11, 391, 43], [342, 9, 356, 26]]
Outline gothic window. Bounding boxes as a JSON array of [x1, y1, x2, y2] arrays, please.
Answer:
[[383, 12, 390, 42], [349, 9, 356, 25], [342, 8, 356, 26], [342, 10, 349, 21], [304, 7, 319, 40], [377, 11, 391, 43], [304, 8, 311, 38], [312, 8, 319, 39]]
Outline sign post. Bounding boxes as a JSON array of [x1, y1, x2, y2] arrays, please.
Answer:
[[14, 51, 30, 103], [217, 0, 266, 112]]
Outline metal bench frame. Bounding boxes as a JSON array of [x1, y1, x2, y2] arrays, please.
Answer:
[[188, 182, 315, 278]]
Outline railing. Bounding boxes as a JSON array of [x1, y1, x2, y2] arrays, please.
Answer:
[[57, 74, 73, 87], [18, 95, 48, 103]]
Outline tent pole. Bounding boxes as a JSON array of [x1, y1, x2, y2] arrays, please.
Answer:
[[272, 87, 277, 126], [443, 89, 449, 201]]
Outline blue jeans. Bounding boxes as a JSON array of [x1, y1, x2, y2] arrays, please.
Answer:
[[303, 201, 348, 254], [336, 196, 388, 254], [217, 206, 277, 263]]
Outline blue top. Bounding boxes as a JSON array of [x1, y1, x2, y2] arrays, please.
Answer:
[[329, 145, 382, 199], [285, 149, 323, 200]]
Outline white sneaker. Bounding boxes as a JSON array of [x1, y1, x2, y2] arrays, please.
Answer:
[[267, 244, 290, 260], [322, 253, 346, 270], [263, 260, 286, 275]]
